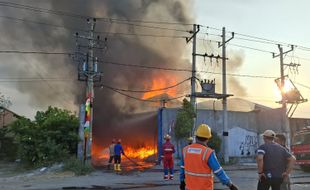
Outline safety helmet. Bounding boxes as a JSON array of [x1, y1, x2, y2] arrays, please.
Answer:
[[164, 134, 171, 140], [118, 139, 122, 143], [187, 137, 193, 142], [195, 124, 212, 139]]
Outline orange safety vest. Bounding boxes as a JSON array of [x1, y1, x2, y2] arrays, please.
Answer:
[[183, 143, 214, 190]]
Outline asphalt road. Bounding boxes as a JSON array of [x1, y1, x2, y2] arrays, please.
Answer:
[[0, 163, 309, 190]]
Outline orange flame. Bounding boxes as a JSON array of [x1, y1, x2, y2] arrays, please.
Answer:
[[97, 146, 157, 160], [142, 77, 177, 99], [125, 146, 157, 159]]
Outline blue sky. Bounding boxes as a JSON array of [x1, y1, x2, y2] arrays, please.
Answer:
[[194, 0, 310, 118]]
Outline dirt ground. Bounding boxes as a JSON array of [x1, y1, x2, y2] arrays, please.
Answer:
[[0, 161, 309, 190]]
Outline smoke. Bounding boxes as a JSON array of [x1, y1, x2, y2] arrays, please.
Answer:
[[227, 50, 247, 96], [196, 43, 247, 97], [0, 0, 194, 145]]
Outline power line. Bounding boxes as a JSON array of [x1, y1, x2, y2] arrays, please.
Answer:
[[0, 2, 190, 33], [229, 43, 275, 54], [0, 1, 194, 27], [96, 17, 193, 26], [102, 85, 186, 102], [99, 77, 190, 93], [0, 50, 73, 55], [101, 60, 277, 78], [104, 20, 189, 33], [0, 15, 188, 39], [0, 15, 89, 32], [295, 82, 310, 90], [101, 61, 191, 72], [0, 1, 88, 19]]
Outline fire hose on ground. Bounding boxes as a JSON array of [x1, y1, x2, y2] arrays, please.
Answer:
[[123, 154, 142, 166]]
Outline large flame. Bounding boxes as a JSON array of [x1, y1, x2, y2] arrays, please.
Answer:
[[96, 145, 157, 160], [142, 77, 177, 100], [125, 146, 157, 159]]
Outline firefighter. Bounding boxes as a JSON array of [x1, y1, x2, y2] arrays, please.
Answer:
[[114, 139, 125, 172], [107, 138, 116, 170], [161, 134, 175, 180], [180, 124, 238, 190]]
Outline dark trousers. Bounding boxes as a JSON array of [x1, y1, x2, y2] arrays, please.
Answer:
[[114, 155, 121, 164], [257, 178, 283, 190], [108, 156, 114, 164]]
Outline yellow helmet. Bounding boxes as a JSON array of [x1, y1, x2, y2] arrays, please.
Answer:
[[195, 124, 212, 139], [187, 137, 193, 142], [164, 134, 171, 140]]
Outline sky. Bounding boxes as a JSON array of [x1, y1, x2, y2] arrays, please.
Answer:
[[0, 0, 309, 119], [194, 0, 310, 118]]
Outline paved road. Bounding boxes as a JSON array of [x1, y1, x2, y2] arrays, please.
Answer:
[[0, 163, 309, 190]]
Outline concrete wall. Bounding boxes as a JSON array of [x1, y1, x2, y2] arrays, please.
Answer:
[[159, 107, 286, 159]]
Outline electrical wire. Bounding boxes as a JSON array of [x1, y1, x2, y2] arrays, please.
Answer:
[[0, 50, 73, 55], [295, 82, 310, 90], [101, 61, 191, 72], [0, 1, 88, 19], [101, 60, 277, 78], [228, 43, 275, 54], [0, 15, 188, 39], [102, 85, 186, 102], [99, 77, 190, 93]]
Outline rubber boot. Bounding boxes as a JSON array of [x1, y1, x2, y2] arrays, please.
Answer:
[[117, 164, 122, 171], [114, 164, 117, 171]]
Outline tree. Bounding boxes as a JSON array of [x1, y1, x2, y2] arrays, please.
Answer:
[[8, 106, 80, 165], [0, 93, 12, 108], [175, 99, 196, 140]]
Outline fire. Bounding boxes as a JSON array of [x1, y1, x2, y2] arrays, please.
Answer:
[[142, 77, 177, 100], [96, 145, 157, 160], [125, 146, 157, 159]]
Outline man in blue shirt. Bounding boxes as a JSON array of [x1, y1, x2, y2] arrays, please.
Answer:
[[256, 130, 295, 190], [114, 139, 125, 172]]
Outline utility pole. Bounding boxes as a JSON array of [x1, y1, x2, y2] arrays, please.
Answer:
[[273, 44, 294, 149], [186, 24, 200, 135], [75, 18, 103, 163], [218, 27, 234, 164]]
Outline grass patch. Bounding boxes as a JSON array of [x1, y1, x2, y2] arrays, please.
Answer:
[[63, 157, 94, 176]]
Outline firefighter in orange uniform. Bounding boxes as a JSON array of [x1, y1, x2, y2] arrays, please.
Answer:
[[161, 134, 175, 180], [180, 124, 238, 190]]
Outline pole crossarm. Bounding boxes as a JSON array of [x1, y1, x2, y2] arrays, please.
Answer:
[[272, 44, 294, 58], [218, 32, 234, 48], [186, 24, 200, 43]]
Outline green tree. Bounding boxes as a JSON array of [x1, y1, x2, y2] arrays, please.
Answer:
[[8, 106, 80, 165], [175, 99, 196, 140]]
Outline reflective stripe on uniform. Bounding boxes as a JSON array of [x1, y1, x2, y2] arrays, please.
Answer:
[[187, 147, 202, 154], [164, 148, 173, 151], [202, 148, 209, 161], [180, 165, 185, 168], [185, 170, 212, 177], [213, 167, 223, 174], [183, 147, 187, 159]]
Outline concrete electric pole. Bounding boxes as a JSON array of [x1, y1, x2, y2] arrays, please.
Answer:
[[273, 44, 294, 149], [75, 18, 103, 163], [186, 24, 200, 135], [218, 27, 234, 164]]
